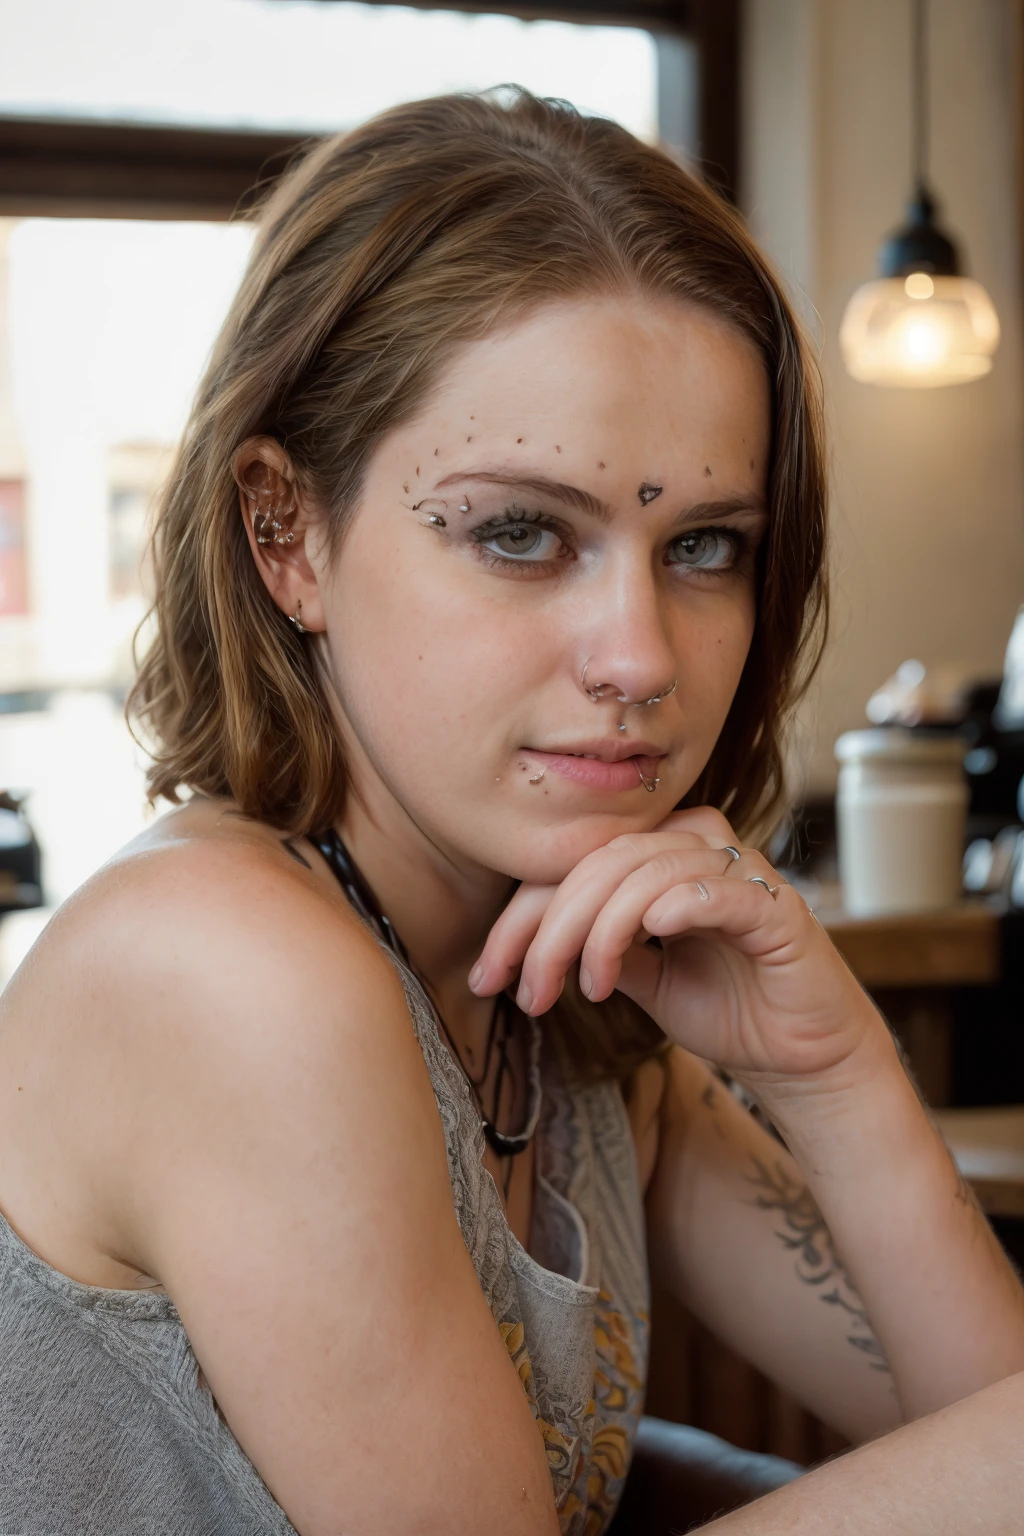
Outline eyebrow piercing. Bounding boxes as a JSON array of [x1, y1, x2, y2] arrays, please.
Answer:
[[638, 482, 663, 505]]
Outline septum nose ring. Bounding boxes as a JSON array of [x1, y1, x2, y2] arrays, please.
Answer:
[[580, 659, 677, 709], [579, 658, 675, 793]]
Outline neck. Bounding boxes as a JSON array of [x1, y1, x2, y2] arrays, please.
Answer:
[[337, 769, 515, 1055]]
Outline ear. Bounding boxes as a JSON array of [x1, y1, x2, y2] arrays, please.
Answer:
[[233, 436, 327, 633]]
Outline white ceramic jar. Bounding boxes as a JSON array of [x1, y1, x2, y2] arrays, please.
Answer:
[[834, 728, 967, 917]]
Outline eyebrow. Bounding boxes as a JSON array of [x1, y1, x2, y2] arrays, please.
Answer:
[[433, 470, 613, 522], [672, 497, 768, 527], [433, 469, 767, 528]]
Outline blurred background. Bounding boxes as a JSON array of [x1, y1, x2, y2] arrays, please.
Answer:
[[1, 0, 1024, 1461]]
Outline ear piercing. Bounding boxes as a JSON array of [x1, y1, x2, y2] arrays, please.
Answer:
[[287, 599, 307, 633], [251, 499, 295, 547]]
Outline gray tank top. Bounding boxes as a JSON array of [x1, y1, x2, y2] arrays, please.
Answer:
[[0, 950, 650, 1535]]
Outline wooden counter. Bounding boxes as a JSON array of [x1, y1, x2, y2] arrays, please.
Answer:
[[820, 901, 1000, 989], [815, 899, 1002, 1106]]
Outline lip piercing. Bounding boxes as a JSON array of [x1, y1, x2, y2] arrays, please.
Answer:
[[618, 723, 627, 733], [748, 876, 780, 899], [581, 659, 677, 708], [635, 762, 660, 793], [695, 881, 710, 900], [722, 845, 741, 862]]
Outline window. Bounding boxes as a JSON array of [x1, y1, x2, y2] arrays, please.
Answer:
[[0, 0, 724, 983], [0, 0, 658, 142]]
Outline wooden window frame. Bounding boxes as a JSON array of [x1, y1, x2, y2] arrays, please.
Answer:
[[0, 0, 738, 221]]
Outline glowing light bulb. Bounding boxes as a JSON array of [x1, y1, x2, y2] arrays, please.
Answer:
[[840, 274, 1000, 387]]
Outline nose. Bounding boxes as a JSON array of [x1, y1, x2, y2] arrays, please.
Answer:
[[574, 555, 678, 709]]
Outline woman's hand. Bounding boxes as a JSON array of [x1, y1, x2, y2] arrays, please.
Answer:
[[470, 807, 882, 1088]]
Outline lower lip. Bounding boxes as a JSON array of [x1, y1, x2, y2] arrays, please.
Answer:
[[524, 751, 664, 791]]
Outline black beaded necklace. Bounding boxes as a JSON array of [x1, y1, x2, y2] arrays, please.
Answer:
[[310, 828, 542, 1161]]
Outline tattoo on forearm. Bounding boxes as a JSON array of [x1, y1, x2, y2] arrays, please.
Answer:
[[745, 1155, 891, 1375]]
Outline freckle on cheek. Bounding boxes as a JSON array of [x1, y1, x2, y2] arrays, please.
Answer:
[[704, 465, 712, 477], [555, 445, 561, 453], [598, 461, 605, 470], [434, 447, 439, 456], [516, 437, 524, 445]]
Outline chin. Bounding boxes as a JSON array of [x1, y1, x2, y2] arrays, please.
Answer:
[[484, 811, 658, 887]]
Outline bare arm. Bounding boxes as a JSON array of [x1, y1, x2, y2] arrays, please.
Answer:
[[645, 1047, 901, 1442], [705, 1370, 1024, 1534], [77, 843, 559, 1536], [473, 807, 1024, 1443]]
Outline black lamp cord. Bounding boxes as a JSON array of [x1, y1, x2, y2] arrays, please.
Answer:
[[912, 0, 929, 195]]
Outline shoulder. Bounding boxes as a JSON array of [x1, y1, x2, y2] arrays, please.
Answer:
[[10, 805, 416, 1136], [43, 805, 395, 1006]]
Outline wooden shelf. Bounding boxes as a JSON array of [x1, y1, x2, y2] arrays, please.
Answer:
[[820, 903, 1000, 989]]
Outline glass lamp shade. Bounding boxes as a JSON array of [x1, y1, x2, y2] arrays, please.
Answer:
[[839, 272, 1000, 387]]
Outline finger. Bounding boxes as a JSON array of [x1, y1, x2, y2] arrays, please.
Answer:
[[475, 834, 705, 1004], [519, 846, 738, 1013], [642, 875, 809, 955], [574, 850, 749, 1002], [717, 847, 785, 886], [469, 883, 557, 995], [614, 938, 666, 1018]]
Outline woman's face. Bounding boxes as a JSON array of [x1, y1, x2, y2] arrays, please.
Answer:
[[315, 294, 770, 886]]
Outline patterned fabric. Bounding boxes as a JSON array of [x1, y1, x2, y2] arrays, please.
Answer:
[[0, 945, 649, 1535], [392, 956, 650, 1534]]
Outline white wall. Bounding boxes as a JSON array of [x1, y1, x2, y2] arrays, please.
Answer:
[[743, 0, 1024, 793]]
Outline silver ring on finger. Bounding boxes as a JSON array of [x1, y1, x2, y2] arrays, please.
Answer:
[[748, 875, 781, 899], [721, 845, 742, 862]]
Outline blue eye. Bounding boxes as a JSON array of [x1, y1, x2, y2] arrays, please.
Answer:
[[666, 529, 738, 570], [486, 524, 563, 560]]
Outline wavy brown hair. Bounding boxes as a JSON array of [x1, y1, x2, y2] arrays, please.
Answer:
[[130, 88, 828, 1082]]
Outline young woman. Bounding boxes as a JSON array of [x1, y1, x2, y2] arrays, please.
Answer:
[[0, 90, 1021, 1536]]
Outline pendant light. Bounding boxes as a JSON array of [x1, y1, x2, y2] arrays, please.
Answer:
[[839, 0, 999, 387]]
